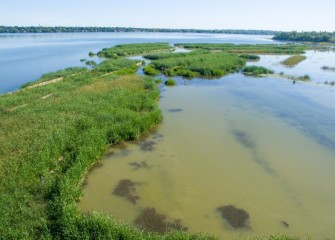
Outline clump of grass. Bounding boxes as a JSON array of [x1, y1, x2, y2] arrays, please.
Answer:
[[80, 58, 87, 62], [242, 66, 274, 76], [281, 55, 307, 67], [165, 78, 176, 86], [143, 65, 160, 76], [88, 51, 95, 57], [239, 54, 260, 60], [85, 60, 97, 66], [93, 58, 139, 74], [98, 43, 173, 58], [155, 78, 163, 84], [298, 74, 311, 81], [148, 51, 245, 78]]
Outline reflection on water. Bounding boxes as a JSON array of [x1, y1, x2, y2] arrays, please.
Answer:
[[79, 70, 335, 238]]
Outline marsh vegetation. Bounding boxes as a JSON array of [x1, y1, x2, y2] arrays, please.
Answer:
[[281, 55, 307, 67], [1, 41, 333, 239], [242, 66, 274, 76], [97, 43, 173, 58], [175, 43, 307, 54], [145, 51, 245, 78], [1, 43, 213, 239]]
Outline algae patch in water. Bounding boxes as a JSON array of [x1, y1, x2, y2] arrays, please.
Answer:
[[134, 208, 187, 234], [168, 108, 183, 113], [112, 179, 140, 204], [129, 161, 151, 170], [140, 140, 156, 151], [232, 130, 256, 149], [217, 205, 250, 229], [281, 220, 289, 228]]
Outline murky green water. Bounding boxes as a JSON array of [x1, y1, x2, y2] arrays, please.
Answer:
[[79, 53, 335, 239]]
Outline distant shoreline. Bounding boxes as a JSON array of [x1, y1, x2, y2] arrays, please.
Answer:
[[0, 26, 277, 35]]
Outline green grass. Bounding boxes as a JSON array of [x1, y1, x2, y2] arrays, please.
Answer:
[[97, 43, 173, 58], [281, 55, 307, 67], [85, 60, 97, 66], [243, 66, 274, 76], [239, 54, 261, 60], [164, 78, 177, 86], [175, 43, 307, 54], [0, 43, 218, 239], [147, 51, 245, 78], [143, 64, 161, 76]]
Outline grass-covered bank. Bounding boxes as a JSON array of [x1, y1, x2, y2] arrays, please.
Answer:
[[0, 43, 212, 239]]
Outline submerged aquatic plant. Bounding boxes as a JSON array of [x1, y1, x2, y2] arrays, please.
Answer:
[[134, 208, 187, 234], [217, 205, 250, 229], [112, 179, 140, 204]]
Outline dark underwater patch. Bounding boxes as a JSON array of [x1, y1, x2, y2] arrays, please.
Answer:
[[217, 205, 250, 229], [134, 207, 187, 234], [112, 179, 140, 204]]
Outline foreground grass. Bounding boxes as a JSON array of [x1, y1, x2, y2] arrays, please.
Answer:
[[281, 55, 307, 67]]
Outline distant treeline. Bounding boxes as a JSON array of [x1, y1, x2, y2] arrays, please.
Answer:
[[0, 26, 277, 35], [273, 31, 335, 43]]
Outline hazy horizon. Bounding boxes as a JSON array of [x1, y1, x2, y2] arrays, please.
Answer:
[[2, 0, 335, 32]]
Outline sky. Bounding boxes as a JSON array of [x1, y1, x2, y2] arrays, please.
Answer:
[[1, 0, 334, 31]]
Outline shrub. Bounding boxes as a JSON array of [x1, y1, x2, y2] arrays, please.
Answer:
[[242, 66, 274, 76], [143, 65, 160, 76], [164, 78, 176, 86]]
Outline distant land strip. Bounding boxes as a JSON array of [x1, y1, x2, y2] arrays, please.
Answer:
[[0, 26, 277, 35], [1, 26, 334, 43]]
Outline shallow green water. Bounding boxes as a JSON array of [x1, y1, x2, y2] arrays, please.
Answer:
[[79, 53, 335, 239]]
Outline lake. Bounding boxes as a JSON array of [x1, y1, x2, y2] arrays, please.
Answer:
[[2, 32, 335, 239], [0, 32, 274, 93]]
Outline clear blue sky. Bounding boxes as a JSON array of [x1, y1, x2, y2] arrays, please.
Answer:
[[1, 0, 334, 31]]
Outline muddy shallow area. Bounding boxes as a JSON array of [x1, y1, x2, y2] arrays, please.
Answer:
[[79, 52, 335, 239]]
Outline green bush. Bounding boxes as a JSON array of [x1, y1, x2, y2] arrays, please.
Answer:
[[149, 51, 245, 78], [243, 66, 274, 75], [143, 65, 160, 76], [165, 78, 177, 86], [239, 54, 260, 60]]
